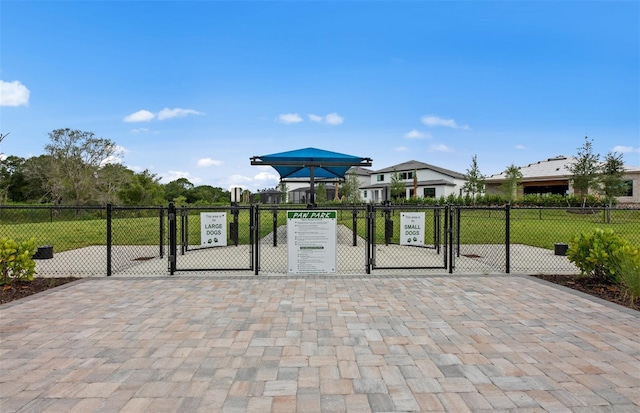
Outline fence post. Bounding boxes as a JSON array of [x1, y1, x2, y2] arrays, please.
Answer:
[[106, 204, 112, 277], [272, 207, 278, 247], [159, 207, 165, 258], [181, 207, 187, 255], [254, 204, 260, 275], [505, 204, 510, 274], [434, 208, 440, 254], [168, 202, 177, 275], [352, 208, 358, 246], [366, 204, 372, 274]]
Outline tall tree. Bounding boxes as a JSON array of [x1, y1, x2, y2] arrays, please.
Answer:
[[0, 156, 27, 203], [44, 128, 120, 205], [164, 178, 194, 202], [599, 152, 627, 222], [499, 163, 523, 202], [316, 183, 327, 203], [278, 181, 288, 203], [118, 170, 165, 205], [390, 169, 405, 201], [462, 155, 485, 205], [569, 136, 601, 206], [187, 185, 228, 204], [341, 173, 361, 203], [95, 164, 134, 205]]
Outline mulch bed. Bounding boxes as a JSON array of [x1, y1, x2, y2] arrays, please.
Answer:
[[531, 273, 638, 311], [1, 275, 638, 311], [1, 277, 81, 305]]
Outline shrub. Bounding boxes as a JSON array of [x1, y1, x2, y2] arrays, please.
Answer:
[[566, 228, 630, 284], [0, 237, 37, 285], [612, 244, 640, 307]]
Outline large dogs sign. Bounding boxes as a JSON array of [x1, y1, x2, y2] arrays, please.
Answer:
[[200, 212, 227, 246]]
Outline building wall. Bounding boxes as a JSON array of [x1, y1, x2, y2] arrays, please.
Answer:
[[361, 166, 464, 202]]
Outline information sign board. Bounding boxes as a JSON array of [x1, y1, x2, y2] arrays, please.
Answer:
[[400, 212, 425, 246], [287, 210, 337, 274], [200, 212, 227, 246]]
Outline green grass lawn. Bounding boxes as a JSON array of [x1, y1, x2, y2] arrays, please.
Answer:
[[2, 207, 638, 252]]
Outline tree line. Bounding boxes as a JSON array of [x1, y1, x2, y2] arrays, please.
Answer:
[[0, 129, 231, 206]]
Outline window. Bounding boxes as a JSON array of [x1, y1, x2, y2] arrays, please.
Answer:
[[363, 190, 368, 198], [423, 188, 436, 198], [399, 171, 414, 180], [623, 180, 633, 197], [377, 174, 384, 182]]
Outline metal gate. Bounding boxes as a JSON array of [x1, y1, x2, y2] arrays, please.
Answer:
[[368, 204, 448, 272], [168, 203, 254, 274]]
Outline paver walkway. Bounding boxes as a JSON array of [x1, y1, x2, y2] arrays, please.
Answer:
[[1, 275, 639, 412]]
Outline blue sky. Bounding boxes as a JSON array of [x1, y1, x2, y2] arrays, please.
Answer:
[[1, 1, 639, 191]]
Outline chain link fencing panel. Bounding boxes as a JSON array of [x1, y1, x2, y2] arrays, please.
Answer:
[[0, 205, 108, 277]]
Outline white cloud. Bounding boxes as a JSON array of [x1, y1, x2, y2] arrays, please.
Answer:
[[197, 157, 223, 167], [0, 80, 30, 107], [307, 113, 344, 125], [395, 146, 409, 152], [404, 129, 431, 139], [428, 143, 454, 153], [255, 171, 279, 181], [227, 174, 253, 184], [157, 107, 204, 120], [162, 170, 202, 184], [278, 113, 303, 124], [515, 144, 527, 150], [124, 108, 203, 123], [0, 154, 7, 161], [124, 110, 155, 122], [612, 145, 640, 153], [325, 112, 344, 125], [421, 115, 470, 130], [99, 145, 127, 166], [100, 155, 123, 166]]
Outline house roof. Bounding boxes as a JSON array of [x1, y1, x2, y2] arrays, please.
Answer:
[[346, 166, 373, 176], [485, 155, 577, 182], [374, 160, 466, 180]]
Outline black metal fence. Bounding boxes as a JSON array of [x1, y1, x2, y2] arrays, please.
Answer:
[[1, 204, 638, 277]]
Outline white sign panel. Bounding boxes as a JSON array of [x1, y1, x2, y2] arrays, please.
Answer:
[[400, 212, 425, 246], [200, 212, 227, 246], [287, 210, 337, 274]]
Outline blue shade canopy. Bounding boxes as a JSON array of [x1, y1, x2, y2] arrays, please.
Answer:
[[250, 147, 372, 180]]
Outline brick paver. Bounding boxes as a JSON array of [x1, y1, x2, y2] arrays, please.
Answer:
[[1, 275, 638, 412]]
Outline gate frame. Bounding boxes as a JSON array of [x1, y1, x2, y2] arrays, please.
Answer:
[[368, 204, 447, 272], [168, 203, 254, 275]]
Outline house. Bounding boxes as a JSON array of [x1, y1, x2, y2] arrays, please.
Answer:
[[255, 188, 284, 204], [360, 160, 467, 203], [484, 155, 640, 205], [281, 166, 373, 203]]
